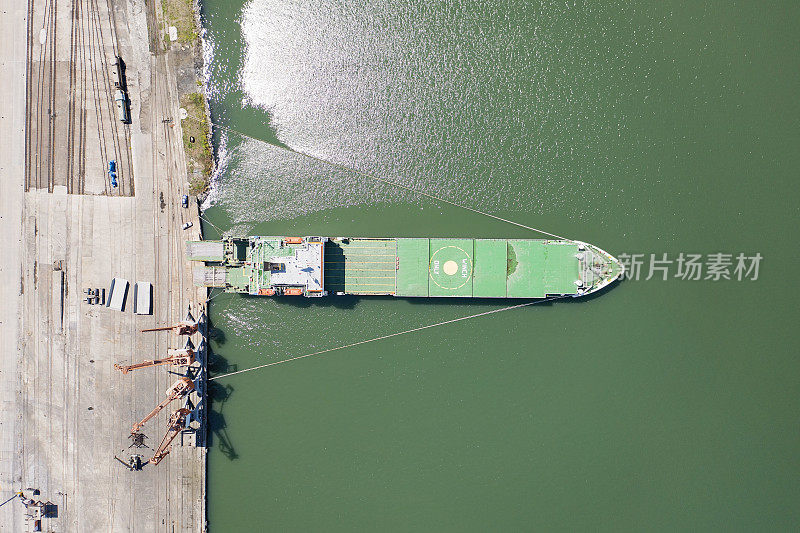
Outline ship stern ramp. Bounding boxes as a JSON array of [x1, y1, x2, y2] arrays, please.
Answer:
[[185, 240, 224, 262]]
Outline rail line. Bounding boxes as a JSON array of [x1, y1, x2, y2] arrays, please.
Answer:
[[24, 0, 34, 190], [30, 0, 54, 190], [28, 0, 42, 190], [89, 0, 132, 196], [48, 0, 57, 192], [87, 0, 111, 194], [26, 0, 134, 196], [103, 0, 136, 194], [76, 0, 88, 194], [66, 0, 87, 194], [66, 0, 77, 193]]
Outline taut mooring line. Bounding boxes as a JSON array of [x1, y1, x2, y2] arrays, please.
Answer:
[[209, 296, 566, 381], [186, 114, 573, 380], [185, 116, 570, 241]]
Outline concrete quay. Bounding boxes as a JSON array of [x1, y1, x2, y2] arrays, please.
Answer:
[[0, 0, 208, 531]]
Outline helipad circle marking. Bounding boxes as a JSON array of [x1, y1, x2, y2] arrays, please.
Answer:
[[429, 245, 473, 290]]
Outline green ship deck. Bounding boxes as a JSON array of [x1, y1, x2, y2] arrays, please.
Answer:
[[187, 236, 623, 299], [323, 238, 582, 297]]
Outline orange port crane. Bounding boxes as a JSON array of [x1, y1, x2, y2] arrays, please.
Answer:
[[141, 320, 198, 336], [130, 377, 194, 434], [114, 348, 195, 374], [151, 408, 190, 465]]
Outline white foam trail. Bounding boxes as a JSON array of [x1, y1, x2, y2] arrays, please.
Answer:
[[200, 26, 215, 99], [209, 135, 413, 228], [201, 131, 229, 212]]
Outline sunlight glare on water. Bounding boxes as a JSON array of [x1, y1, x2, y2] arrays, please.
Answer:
[[200, 0, 800, 530], [236, 0, 655, 222]]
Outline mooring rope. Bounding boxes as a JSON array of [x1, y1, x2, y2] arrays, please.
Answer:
[[198, 214, 225, 236], [286, 148, 569, 240], [185, 115, 569, 241], [203, 288, 228, 304], [182, 114, 574, 380], [209, 296, 567, 381]]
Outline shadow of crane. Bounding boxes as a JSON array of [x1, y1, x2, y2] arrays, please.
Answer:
[[207, 380, 238, 461]]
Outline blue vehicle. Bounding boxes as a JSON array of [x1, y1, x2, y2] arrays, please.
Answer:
[[108, 160, 118, 188], [181, 195, 189, 208]]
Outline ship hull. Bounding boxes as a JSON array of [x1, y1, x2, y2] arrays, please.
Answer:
[[187, 236, 623, 298]]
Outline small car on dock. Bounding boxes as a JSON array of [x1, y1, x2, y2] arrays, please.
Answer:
[[108, 160, 118, 188]]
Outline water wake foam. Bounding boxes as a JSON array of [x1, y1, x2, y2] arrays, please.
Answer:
[[201, 132, 229, 212]]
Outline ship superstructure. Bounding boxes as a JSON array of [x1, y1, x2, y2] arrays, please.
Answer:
[[187, 236, 623, 298]]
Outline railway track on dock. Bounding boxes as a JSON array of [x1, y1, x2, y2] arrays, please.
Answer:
[[25, 0, 57, 191], [26, 0, 134, 195]]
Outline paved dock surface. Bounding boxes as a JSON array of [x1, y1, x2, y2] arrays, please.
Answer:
[[0, 0, 207, 531]]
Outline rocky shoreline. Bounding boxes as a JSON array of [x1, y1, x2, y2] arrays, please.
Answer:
[[159, 0, 215, 198]]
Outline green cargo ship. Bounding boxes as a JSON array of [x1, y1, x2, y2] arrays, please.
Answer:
[[187, 236, 623, 299]]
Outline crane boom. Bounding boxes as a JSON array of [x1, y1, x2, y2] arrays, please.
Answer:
[[114, 349, 195, 374], [151, 408, 190, 465], [130, 377, 194, 433]]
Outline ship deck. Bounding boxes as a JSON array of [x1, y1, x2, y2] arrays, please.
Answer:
[[189, 236, 601, 298], [323, 238, 582, 298], [324, 239, 397, 294]]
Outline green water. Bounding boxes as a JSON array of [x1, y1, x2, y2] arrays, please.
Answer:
[[199, 1, 799, 530]]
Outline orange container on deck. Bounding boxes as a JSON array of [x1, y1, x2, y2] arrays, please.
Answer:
[[284, 237, 303, 244], [258, 288, 275, 296]]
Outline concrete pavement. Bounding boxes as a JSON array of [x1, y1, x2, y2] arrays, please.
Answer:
[[0, 0, 29, 527], [1, 0, 208, 531]]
